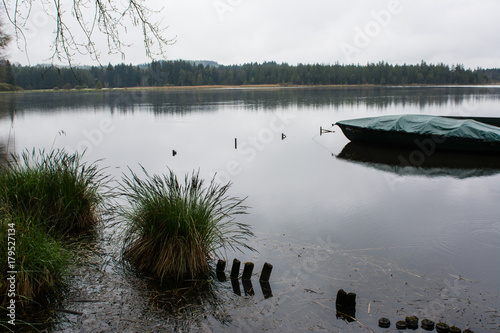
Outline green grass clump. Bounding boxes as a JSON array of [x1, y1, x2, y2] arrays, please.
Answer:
[[120, 168, 255, 282], [0, 208, 69, 306], [0, 148, 110, 234], [0, 148, 109, 311]]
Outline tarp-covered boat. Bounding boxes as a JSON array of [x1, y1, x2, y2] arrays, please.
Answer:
[[335, 114, 500, 153]]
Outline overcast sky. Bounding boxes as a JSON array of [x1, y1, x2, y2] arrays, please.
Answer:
[[4, 0, 500, 68]]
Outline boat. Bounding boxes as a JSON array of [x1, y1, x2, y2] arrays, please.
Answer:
[[335, 114, 500, 154]]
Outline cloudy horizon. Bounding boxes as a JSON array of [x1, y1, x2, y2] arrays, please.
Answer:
[[3, 0, 500, 69]]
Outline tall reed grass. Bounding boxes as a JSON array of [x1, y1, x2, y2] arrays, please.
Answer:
[[0, 148, 109, 310], [0, 209, 69, 306], [0, 148, 110, 234], [120, 168, 255, 282]]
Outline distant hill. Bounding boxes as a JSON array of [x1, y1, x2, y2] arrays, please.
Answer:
[[189, 60, 219, 68], [136, 60, 219, 69]]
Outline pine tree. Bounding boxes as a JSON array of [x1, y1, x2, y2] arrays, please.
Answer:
[[5, 61, 15, 86]]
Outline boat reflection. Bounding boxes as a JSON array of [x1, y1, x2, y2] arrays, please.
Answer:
[[337, 142, 500, 178]]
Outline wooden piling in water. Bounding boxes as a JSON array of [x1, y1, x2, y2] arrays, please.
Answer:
[[346, 292, 356, 308], [336, 289, 356, 322], [216, 259, 226, 272], [259, 262, 273, 282], [230, 259, 241, 279], [242, 262, 254, 280]]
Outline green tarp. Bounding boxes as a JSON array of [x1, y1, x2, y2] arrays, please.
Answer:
[[337, 114, 500, 142]]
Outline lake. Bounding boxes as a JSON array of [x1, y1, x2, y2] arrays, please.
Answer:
[[1, 86, 499, 332]]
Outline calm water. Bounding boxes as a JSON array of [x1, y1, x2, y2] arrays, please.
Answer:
[[1, 86, 499, 332]]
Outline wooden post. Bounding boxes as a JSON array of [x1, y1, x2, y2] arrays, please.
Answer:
[[346, 292, 356, 309], [216, 259, 226, 282], [216, 271, 226, 282], [230, 259, 240, 279], [336, 289, 347, 307], [242, 262, 254, 280], [336, 289, 356, 322], [235, 138, 237, 149], [259, 262, 273, 282], [216, 259, 226, 272]]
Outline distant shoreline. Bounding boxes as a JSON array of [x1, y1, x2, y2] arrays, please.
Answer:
[[3, 83, 500, 94]]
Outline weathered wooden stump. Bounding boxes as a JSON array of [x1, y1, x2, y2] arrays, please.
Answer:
[[230, 259, 241, 279], [421, 319, 435, 331], [216, 271, 226, 282], [335, 289, 356, 322], [216, 259, 226, 272], [436, 322, 450, 333], [405, 316, 419, 330], [378, 317, 391, 328], [259, 262, 273, 282], [242, 262, 254, 280]]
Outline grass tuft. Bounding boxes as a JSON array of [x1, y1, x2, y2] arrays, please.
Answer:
[[0, 148, 110, 234], [0, 148, 110, 311], [120, 167, 255, 282], [0, 208, 69, 311]]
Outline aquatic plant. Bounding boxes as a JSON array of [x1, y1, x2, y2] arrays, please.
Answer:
[[0, 208, 69, 307], [120, 167, 255, 282], [0, 148, 110, 234], [0, 148, 109, 312]]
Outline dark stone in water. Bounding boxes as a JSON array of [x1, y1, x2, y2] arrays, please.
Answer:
[[378, 317, 391, 328]]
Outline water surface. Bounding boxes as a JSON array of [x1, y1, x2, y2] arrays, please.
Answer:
[[1, 86, 499, 332]]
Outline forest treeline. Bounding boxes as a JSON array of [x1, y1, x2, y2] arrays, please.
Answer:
[[2, 60, 500, 90]]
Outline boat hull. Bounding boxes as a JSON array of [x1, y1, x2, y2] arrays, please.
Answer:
[[336, 116, 500, 154]]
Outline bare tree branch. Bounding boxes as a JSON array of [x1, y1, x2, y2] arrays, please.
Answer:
[[1, 0, 176, 65]]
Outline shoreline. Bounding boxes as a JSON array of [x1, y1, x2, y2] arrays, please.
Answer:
[[2, 83, 500, 94]]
